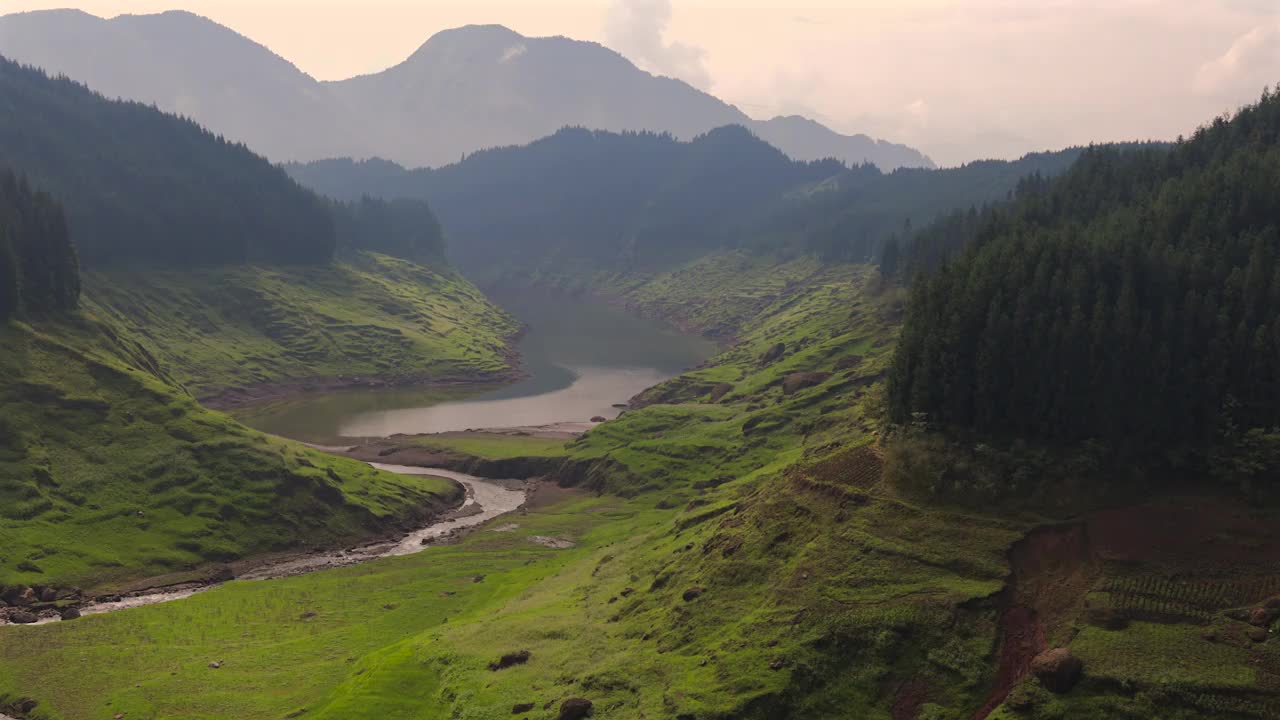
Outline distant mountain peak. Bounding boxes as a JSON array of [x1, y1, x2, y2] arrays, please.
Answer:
[[0, 12, 935, 170]]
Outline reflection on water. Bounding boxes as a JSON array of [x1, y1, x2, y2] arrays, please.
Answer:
[[235, 290, 716, 443]]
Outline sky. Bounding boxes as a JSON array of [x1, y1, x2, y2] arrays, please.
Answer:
[[4, 0, 1278, 166]]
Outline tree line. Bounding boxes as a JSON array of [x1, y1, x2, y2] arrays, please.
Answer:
[[887, 89, 1280, 453], [0, 167, 79, 322], [331, 196, 445, 263]]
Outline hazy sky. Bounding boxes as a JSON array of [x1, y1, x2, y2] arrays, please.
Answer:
[[5, 0, 1278, 165]]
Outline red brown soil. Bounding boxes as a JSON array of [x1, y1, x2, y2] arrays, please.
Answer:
[[1087, 495, 1280, 572], [890, 675, 931, 720], [973, 523, 1096, 720], [973, 493, 1280, 719]]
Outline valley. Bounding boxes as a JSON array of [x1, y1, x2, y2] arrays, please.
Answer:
[[1, 12, 1279, 720]]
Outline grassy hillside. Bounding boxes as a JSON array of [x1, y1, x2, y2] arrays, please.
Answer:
[[0, 313, 460, 591], [83, 252, 520, 402]]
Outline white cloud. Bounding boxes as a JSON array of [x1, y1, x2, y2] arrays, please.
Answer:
[[1193, 20, 1280, 97], [604, 0, 711, 90]]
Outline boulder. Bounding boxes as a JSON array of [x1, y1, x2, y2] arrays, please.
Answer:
[[60, 607, 82, 621], [590, 416, 607, 423], [557, 698, 593, 720], [1031, 648, 1083, 693], [709, 383, 733, 402], [512, 702, 536, 714], [835, 354, 865, 370], [760, 343, 786, 364], [489, 650, 531, 671], [9, 610, 38, 624], [782, 372, 831, 395], [682, 587, 705, 602], [1247, 626, 1269, 643], [13, 586, 36, 606], [1249, 606, 1275, 626]]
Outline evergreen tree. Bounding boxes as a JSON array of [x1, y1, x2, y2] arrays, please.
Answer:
[[0, 226, 19, 322]]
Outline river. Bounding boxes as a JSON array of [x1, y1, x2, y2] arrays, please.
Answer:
[[6, 466, 524, 626], [235, 290, 717, 443]]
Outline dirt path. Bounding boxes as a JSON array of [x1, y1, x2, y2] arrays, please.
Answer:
[[2, 466, 526, 627]]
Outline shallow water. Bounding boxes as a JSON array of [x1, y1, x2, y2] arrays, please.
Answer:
[[236, 290, 716, 443]]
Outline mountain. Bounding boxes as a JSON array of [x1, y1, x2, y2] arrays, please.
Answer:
[[0, 9, 366, 162], [0, 10, 934, 170], [287, 125, 847, 278], [286, 135, 1087, 283]]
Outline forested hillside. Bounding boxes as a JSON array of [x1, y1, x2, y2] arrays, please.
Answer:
[[747, 147, 1088, 263], [889, 90, 1280, 463], [0, 168, 79, 322], [0, 56, 334, 267], [290, 126, 845, 274]]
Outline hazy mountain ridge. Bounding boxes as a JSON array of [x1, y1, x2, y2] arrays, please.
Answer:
[[0, 10, 934, 169], [286, 125, 848, 278]]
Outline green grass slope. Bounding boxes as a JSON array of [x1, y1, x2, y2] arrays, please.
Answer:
[[0, 314, 460, 591], [83, 252, 519, 402]]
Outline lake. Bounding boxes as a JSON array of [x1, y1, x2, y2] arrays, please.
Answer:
[[234, 290, 717, 443]]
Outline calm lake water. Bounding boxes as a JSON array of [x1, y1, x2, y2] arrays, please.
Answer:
[[235, 291, 717, 443]]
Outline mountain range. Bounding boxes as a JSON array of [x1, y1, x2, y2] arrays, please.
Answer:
[[0, 9, 934, 170]]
